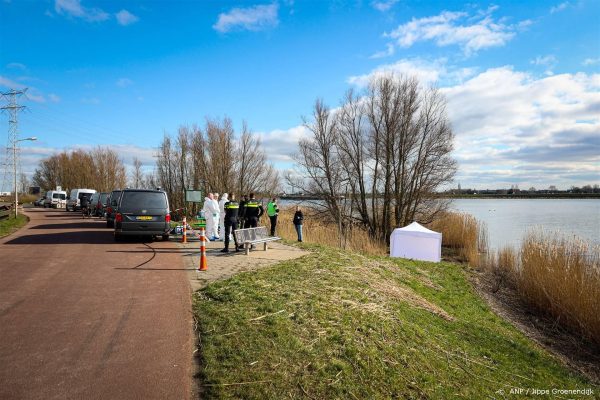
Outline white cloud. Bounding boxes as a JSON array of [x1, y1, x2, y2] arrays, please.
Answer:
[[116, 9, 139, 26], [442, 68, 600, 188], [384, 8, 517, 56], [116, 78, 133, 87], [54, 0, 110, 22], [530, 55, 556, 66], [48, 93, 61, 102], [530, 55, 557, 75], [7, 144, 158, 188], [0, 75, 26, 90], [346, 61, 599, 188], [371, 0, 399, 12], [0, 76, 47, 103], [256, 125, 311, 164], [348, 58, 476, 87], [81, 97, 100, 105], [6, 62, 27, 70], [370, 43, 395, 59], [213, 3, 279, 33], [583, 58, 600, 66], [550, 2, 570, 14]]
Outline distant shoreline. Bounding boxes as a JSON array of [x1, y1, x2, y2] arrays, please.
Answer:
[[280, 193, 600, 201], [438, 193, 600, 199]]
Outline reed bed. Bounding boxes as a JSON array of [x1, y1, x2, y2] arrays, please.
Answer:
[[515, 231, 600, 344], [428, 211, 488, 265], [276, 207, 387, 256]]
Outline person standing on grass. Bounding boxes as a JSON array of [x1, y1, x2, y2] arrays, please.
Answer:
[[293, 205, 303, 242], [267, 197, 279, 236]]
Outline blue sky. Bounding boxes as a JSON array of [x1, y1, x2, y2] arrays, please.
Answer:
[[0, 0, 598, 191]]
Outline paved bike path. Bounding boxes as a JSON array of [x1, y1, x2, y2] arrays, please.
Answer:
[[0, 208, 194, 400]]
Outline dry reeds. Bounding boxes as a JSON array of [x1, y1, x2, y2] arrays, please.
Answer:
[[516, 231, 600, 344], [482, 246, 519, 292], [275, 207, 387, 256], [430, 211, 600, 344], [428, 212, 488, 265]]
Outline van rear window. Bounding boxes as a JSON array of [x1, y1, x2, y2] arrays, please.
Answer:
[[121, 192, 167, 209], [53, 193, 66, 199]]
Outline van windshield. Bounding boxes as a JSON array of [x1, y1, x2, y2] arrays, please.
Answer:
[[120, 192, 167, 209]]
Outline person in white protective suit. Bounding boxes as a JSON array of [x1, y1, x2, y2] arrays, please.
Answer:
[[202, 193, 220, 240], [212, 193, 220, 240], [218, 193, 229, 241]]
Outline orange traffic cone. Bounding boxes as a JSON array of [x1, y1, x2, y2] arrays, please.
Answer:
[[198, 227, 208, 271]]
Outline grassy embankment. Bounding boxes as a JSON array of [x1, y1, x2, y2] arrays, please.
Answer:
[[193, 210, 597, 398], [432, 212, 600, 346], [193, 246, 594, 398], [0, 214, 28, 238]]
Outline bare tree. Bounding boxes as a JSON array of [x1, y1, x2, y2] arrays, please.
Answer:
[[19, 173, 29, 194], [235, 122, 280, 196], [131, 157, 144, 189], [32, 147, 126, 192], [290, 99, 346, 226], [290, 73, 457, 244], [156, 118, 280, 213]]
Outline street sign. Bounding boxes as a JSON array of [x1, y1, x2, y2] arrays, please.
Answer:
[[185, 189, 203, 203]]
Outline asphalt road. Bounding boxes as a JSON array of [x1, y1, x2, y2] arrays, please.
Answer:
[[0, 208, 194, 400]]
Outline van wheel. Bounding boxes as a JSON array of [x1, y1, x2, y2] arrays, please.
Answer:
[[162, 234, 170, 241]]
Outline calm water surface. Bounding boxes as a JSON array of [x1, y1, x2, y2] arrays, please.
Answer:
[[451, 199, 600, 250]]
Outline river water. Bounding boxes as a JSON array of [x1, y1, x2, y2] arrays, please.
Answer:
[[280, 198, 600, 250], [451, 199, 600, 250]]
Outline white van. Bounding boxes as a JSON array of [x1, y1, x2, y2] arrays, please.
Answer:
[[44, 190, 67, 208], [66, 188, 97, 211]]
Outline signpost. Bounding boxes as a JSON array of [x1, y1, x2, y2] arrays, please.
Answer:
[[185, 189, 203, 203]]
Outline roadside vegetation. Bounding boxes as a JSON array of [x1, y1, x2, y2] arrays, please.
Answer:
[[483, 232, 600, 346], [193, 243, 596, 398], [0, 214, 28, 238]]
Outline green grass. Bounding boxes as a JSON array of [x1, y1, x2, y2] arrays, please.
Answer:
[[192, 243, 597, 399], [0, 214, 28, 238]]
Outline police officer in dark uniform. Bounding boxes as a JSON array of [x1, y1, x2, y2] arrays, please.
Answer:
[[243, 193, 264, 229], [220, 194, 241, 253], [238, 194, 248, 229]]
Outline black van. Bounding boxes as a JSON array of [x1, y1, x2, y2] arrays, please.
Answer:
[[113, 189, 171, 241], [105, 189, 123, 228]]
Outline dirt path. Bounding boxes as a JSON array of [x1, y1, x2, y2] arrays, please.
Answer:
[[0, 208, 194, 400]]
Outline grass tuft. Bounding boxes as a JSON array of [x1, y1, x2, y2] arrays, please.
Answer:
[[0, 214, 28, 238]]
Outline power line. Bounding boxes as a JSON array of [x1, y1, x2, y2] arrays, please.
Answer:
[[1, 89, 28, 194]]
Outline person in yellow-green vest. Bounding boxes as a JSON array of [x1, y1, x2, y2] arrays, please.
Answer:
[[267, 197, 279, 236]]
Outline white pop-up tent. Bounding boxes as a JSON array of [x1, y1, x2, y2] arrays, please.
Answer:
[[390, 222, 442, 262]]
